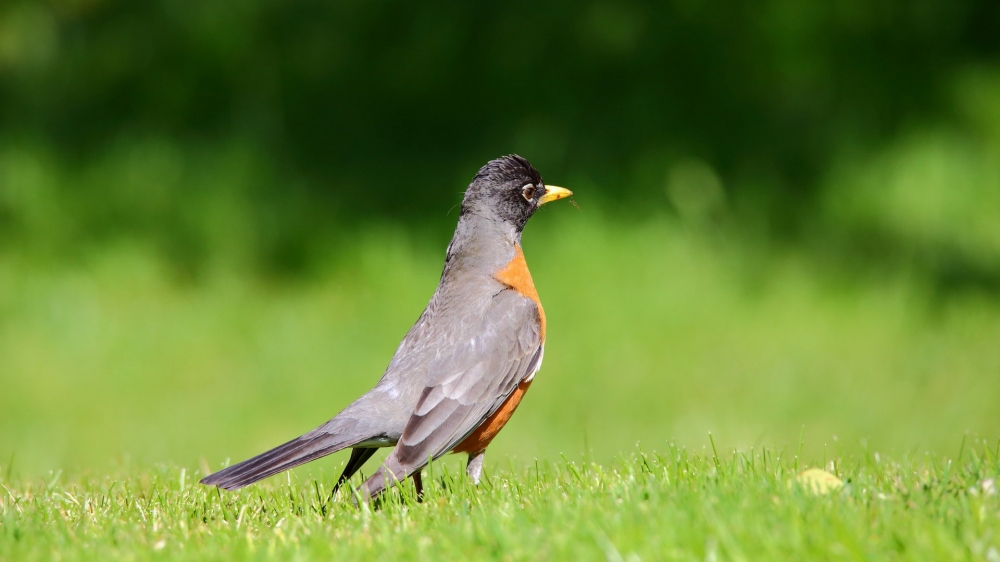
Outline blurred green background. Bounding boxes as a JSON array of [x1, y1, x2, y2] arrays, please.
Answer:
[[1, 0, 999, 476]]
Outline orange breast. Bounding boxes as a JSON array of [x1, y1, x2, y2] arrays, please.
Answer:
[[453, 246, 543, 455], [493, 245, 546, 340], [453, 378, 533, 455]]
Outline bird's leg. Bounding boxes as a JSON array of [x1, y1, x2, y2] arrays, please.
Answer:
[[466, 450, 485, 485], [412, 470, 424, 502], [332, 447, 377, 499]]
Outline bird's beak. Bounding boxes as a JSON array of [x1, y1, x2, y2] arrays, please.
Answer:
[[538, 185, 573, 206]]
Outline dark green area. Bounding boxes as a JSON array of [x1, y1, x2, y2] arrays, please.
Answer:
[[2, 0, 999, 280]]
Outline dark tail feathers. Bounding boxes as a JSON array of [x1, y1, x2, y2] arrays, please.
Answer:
[[200, 433, 353, 490]]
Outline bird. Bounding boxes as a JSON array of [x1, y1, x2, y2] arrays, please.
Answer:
[[200, 155, 572, 501]]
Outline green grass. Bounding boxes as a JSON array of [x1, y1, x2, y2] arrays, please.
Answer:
[[2, 213, 1000, 559], [3, 441, 999, 560]]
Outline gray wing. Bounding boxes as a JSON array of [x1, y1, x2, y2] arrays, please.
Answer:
[[362, 291, 543, 496]]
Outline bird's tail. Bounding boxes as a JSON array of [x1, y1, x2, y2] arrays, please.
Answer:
[[200, 430, 356, 490]]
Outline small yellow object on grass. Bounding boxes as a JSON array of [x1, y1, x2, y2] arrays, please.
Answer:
[[792, 468, 844, 495]]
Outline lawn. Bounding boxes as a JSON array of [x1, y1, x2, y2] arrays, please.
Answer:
[[2, 214, 999, 559], [3, 441, 999, 560]]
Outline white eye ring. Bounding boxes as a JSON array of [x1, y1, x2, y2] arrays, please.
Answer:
[[522, 184, 536, 201]]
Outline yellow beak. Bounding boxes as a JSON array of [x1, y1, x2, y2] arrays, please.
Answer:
[[538, 185, 573, 205]]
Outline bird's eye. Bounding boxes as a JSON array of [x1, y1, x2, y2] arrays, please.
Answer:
[[522, 184, 536, 201]]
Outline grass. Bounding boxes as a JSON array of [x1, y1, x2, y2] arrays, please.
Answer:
[[3, 440, 999, 560], [2, 213, 1000, 559]]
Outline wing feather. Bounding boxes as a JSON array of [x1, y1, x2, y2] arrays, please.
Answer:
[[363, 291, 543, 495]]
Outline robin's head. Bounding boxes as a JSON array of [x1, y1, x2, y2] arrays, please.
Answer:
[[461, 155, 572, 232]]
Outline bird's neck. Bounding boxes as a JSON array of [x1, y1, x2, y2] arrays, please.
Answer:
[[443, 212, 522, 277]]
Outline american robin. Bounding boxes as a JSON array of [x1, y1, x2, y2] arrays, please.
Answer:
[[200, 155, 572, 501]]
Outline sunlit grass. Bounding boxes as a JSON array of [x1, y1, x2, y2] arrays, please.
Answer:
[[3, 163, 1000, 558], [2, 441, 998, 560]]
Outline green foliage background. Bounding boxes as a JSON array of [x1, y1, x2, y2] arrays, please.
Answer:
[[1, 0, 999, 477]]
